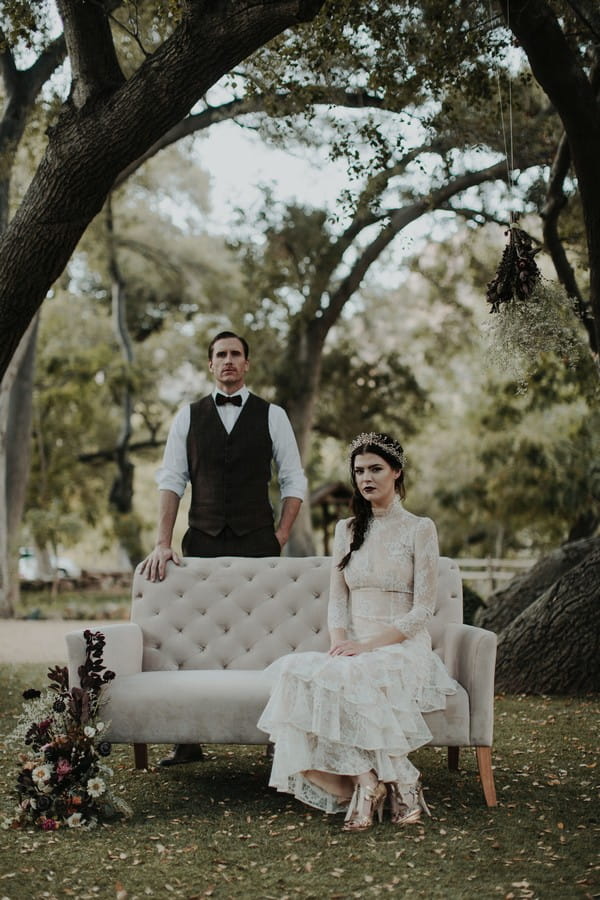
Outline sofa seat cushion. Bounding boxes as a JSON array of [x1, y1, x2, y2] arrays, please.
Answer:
[[103, 670, 470, 748], [104, 670, 273, 745]]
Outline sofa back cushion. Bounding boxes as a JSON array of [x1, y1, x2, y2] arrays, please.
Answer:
[[131, 555, 462, 672]]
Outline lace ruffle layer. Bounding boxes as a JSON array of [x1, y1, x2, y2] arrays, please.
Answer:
[[258, 643, 457, 814]]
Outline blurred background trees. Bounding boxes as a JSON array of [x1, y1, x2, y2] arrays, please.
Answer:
[[1, 0, 598, 656]]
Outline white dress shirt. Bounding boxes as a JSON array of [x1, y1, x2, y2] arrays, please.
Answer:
[[156, 386, 307, 501]]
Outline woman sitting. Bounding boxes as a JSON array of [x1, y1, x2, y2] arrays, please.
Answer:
[[258, 432, 457, 831]]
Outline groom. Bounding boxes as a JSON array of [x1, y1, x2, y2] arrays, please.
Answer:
[[139, 330, 306, 765]]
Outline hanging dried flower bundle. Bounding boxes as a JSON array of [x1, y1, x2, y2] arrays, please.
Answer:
[[486, 224, 542, 312]]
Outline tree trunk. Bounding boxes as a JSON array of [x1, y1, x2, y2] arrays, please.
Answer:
[[501, 0, 600, 357], [494, 541, 600, 694], [276, 319, 327, 556], [475, 535, 600, 633], [106, 197, 140, 569], [285, 501, 316, 557], [0, 317, 38, 617]]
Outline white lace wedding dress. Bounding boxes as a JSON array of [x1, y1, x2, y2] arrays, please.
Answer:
[[257, 497, 458, 813]]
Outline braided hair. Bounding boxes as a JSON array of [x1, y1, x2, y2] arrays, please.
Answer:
[[337, 433, 405, 570]]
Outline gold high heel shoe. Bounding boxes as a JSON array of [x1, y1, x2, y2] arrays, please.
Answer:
[[388, 782, 431, 825], [342, 780, 387, 832]]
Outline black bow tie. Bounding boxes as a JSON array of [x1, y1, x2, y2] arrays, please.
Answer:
[[215, 393, 242, 407]]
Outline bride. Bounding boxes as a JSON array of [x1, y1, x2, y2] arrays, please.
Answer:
[[258, 432, 457, 832]]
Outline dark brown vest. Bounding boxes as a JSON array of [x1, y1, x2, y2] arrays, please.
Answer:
[[186, 393, 274, 536]]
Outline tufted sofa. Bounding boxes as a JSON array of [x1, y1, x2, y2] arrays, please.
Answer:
[[65, 555, 498, 806]]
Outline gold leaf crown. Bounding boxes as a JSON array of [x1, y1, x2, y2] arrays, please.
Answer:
[[348, 432, 405, 466]]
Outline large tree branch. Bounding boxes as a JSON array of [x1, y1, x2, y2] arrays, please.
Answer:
[[55, 0, 125, 108], [0, 0, 327, 382], [0, 29, 18, 95], [322, 160, 511, 331], [79, 437, 164, 464], [566, 0, 600, 40], [0, 33, 67, 229], [500, 0, 597, 133], [438, 205, 512, 228], [114, 87, 390, 188], [300, 142, 451, 312], [26, 35, 68, 102], [541, 135, 590, 309], [540, 59, 599, 355]]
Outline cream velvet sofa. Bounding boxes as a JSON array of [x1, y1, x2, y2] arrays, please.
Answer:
[[66, 555, 498, 806]]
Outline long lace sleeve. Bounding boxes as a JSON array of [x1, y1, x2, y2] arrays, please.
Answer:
[[393, 517, 439, 639], [327, 519, 351, 632]]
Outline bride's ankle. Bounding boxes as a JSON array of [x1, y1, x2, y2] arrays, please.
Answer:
[[357, 770, 378, 790]]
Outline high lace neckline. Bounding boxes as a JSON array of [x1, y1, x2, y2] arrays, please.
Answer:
[[372, 495, 403, 518]]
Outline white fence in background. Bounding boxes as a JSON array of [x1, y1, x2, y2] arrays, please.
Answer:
[[457, 557, 536, 597]]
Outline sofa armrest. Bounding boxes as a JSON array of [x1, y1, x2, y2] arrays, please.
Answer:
[[66, 623, 143, 687], [441, 622, 497, 746]]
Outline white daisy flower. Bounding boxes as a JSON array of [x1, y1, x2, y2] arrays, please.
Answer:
[[86, 777, 106, 798], [32, 764, 53, 786]]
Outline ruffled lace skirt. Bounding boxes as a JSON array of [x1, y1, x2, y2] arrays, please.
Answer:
[[257, 606, 457, 814]]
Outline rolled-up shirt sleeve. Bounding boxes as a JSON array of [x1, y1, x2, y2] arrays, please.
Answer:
[[155, 405, 191, 497], [268, 404, 307, 500], [393, 517, 439, 639]]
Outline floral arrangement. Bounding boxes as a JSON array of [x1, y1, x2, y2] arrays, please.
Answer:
[[4, 630, 131, 831], [482, 277, 584, 386], [486, 224, 541, 311]]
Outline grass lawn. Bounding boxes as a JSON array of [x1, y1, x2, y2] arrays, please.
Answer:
[[0, 664, 597, 900]]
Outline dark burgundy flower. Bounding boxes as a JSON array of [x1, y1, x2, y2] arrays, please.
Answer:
[[37, 796, 51, 811], [22, 689, 41, 700], [52, 699, 66, 713], [97, 741, 112, 757]]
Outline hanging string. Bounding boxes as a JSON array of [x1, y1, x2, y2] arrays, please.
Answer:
[[489, 0, 514, 198], [485, 0, 541, 312]]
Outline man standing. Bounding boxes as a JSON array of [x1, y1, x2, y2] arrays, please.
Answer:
[[139, 331, 306, 765]]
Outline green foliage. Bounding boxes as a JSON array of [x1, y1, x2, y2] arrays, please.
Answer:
[[422, 334, 599, 555], [241, 0, 553, 189], [483, 278, 589, 384], [315, 341, 430, 441], [0, 0, 54, 50], [23, 139, 242, 557], [26, 296, 121, 546]]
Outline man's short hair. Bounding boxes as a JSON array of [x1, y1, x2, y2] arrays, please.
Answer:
[[208, 331, 250, 360]]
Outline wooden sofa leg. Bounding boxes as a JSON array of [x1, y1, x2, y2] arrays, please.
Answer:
[[476, 746, 497, 807], [133, 743, 149, 769], [448, 746, 460, 771]]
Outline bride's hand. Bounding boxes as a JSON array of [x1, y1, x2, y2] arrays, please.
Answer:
[[329, 640, 368, 656]]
